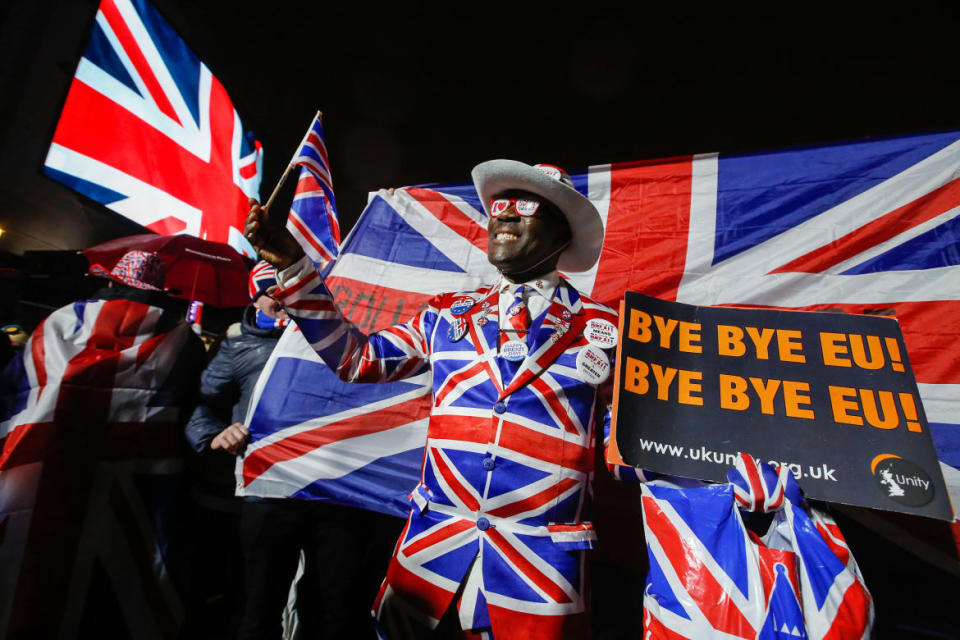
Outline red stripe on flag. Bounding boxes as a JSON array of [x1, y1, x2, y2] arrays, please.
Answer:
[[276, 269, 320, 300], [285, 298, 337, 312], [242, 395, 430, 485], [328, 207, 341, 244], [324, 275, 435, 332], [592, 158, 693, 306], [239, 161, 258, 180], [288, 212, 336, 262], [741, 454, 764, 512], [31, 319, 47, 398], [405, 188, 488, 254], [305, 132, 330, 168], [816, 521, 852, 566], [821, 581, 873, 640], [146, 216, 187, 235], [772, 176, 960, 273], [98, 0, 182, 126]]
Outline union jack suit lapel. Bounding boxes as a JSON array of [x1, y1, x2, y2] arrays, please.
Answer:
[[464, 286, 503, 394]]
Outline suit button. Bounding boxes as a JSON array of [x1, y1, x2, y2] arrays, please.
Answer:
[[482, 456, 496, 471], [476, 517, 491, 531], [493, 401, 506, 414]]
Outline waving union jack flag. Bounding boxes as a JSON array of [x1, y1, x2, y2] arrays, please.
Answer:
[[285, 112, 341, 266], [43, 0, 263, 255], [242, 133, 960, 559]]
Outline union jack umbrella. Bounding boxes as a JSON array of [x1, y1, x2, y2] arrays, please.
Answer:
[[43, 0, 263, 256], [83, 233, 252, 307]]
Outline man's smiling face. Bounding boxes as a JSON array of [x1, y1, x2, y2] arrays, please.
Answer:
[[486, 189, 572, 281]]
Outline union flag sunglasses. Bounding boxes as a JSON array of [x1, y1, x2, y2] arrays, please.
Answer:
[[489, 197, 541, 217]]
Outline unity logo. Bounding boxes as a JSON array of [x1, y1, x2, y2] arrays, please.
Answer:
[[871, 454, 934, 507]]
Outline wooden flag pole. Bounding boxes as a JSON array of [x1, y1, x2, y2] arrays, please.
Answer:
[[261, 110, 322, 213]]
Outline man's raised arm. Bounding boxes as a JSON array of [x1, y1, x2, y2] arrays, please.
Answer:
[[243, 199, 435, 384]]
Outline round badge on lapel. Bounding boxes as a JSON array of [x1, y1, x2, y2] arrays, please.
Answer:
[[500, 339, 528, 362], [450, 297, 475, 316], [448, 317, 468, 342], [585, 318, 618, 348], [576, 345, 610, 384]]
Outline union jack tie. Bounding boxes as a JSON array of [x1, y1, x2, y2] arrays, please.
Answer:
[[499, 285, 530, 351], [506, 285, 530, 334]]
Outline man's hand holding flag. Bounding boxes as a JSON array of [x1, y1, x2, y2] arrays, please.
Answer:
[[247, 111, 340, 269]]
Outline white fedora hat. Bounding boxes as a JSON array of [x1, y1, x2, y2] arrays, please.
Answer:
[[471, 160, 604, 273]]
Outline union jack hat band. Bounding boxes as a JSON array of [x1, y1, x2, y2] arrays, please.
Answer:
[[248, 260, 279, 301], [89, 250, 165, 291], [471, 160, 604, 273]]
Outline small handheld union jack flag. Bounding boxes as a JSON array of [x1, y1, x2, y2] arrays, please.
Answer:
[[283, 111, 341, 266]]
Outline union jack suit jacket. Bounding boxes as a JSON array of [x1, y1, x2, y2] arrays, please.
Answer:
[[276, 257, 639, 639]]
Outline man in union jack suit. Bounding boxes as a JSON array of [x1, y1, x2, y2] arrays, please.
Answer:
[[246, 160, 641, 639]]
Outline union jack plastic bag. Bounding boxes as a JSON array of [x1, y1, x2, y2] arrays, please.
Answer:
[[640, 453, 874, 639]]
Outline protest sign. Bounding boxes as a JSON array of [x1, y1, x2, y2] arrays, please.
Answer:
[[609, 292, 953, 520]]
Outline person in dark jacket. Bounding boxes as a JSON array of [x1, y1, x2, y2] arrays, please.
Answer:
[[181, 260, 288, 638], [184, 265, 288, 456]]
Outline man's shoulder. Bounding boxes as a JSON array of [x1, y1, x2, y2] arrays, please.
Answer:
[[560, 280, 618, 321], [430, 283, 498, 309]]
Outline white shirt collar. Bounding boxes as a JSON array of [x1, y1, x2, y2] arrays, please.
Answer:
[[497, 271, 559, 302]]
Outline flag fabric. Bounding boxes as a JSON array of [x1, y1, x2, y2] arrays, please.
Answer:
[[240, 184, 493, 515], [0, 293, 204, 638], [641, 454, 873, 639], [285, 114, 341, 266], [241, 133, 960, 545], [43, 0, 263, 256]]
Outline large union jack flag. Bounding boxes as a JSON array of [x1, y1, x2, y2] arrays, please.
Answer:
[[43, 0, 263, 256], [242, 132, 960, 552], [0, 295, 204, 638]]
